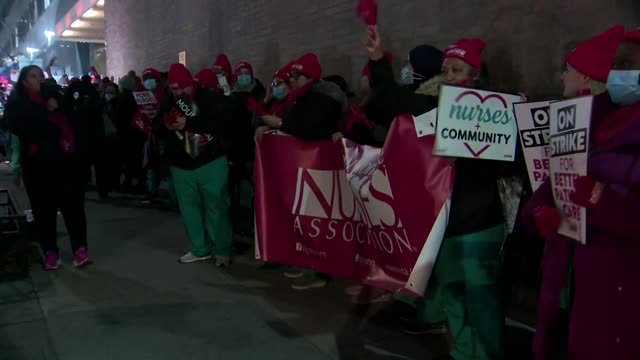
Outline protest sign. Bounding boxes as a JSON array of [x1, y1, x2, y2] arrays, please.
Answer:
[[549, 96, 593, 244], [434, 85, 520, 161], [131, 91, 158, 134], [254, 115, 454, 296], [514, 101, 552, 191]]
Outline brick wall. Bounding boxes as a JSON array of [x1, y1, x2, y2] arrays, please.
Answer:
[[105, 0, 639, 97]]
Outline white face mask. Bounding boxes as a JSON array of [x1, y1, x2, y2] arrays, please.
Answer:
[[607, 70, 640, 105]]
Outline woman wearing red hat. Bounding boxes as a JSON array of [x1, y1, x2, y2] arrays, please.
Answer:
[[153, 63, 234, 268], [259, 53, 347, 142], [431, 37, 513, 360], [213, 54, 234, 94], [258, 53, 347, 290], [253, 61, 294, 139], [521, 26, 625, 360], [522, 27, 640, 360]]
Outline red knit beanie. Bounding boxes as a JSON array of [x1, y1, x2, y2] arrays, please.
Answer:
[[363, 51, 392, 76], [235, 61, 254, 77], [213, 54, 232, 75], [168, 63, 195, 89], [142, 67, 161, 80], [623, 28, 640, 43], [194, 69, 219, 91], [290, 53, 322, 80], [444, 38, 486, 70], [567, 26, 625, 82]]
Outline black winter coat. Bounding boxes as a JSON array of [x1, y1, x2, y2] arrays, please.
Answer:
[[153, 85, 234, 170], [6, 84, 86, 171], [364, 56, 438, 129], [280, 80, 347, 141], [230, 79, 266, 163]]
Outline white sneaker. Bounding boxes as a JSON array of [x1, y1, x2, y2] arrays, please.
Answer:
[[178, 252, 212, 263]]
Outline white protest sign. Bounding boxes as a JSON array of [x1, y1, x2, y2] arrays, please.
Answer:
[[133, 91, 157, 105], [218, 75, 231, 96], [514, 101, 552, 191], [549, 96, 593, 244], [434, 85, 520, 161]]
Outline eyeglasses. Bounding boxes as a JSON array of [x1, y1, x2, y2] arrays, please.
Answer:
[[288, 72, 304, 80], [271, 79, 286, 88]]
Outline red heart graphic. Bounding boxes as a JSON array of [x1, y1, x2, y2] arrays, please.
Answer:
[[464, 143, 491, 158], [455, 91, 508, 108]]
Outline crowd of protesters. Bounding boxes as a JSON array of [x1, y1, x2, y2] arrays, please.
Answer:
[[1, 19, 639, 360]]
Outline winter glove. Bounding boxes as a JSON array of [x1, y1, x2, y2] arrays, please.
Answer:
[[533, 206, 561, 238], [357, 0, 378, 26], [570, 176, 604, 209]]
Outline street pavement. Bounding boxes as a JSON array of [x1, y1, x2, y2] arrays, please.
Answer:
[[0, 166, 533, 360]]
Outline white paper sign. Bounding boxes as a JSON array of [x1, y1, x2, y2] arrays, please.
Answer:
[[434, 85, 520, 161], [549, 96, 593, 244], [133, 91, 157, 105], [514, 101, 552, 192]]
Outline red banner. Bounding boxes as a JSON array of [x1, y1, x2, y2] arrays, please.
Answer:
[[255, 115, 455, 296]]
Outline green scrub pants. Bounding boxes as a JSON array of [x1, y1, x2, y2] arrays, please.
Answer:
[[171, 157, 232, 257], [434, 224, 505, 360]]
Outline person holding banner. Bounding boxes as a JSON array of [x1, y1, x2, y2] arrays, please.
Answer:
[[364, 30, 443, 131], [260, 53, 347, 142], [153, 63, 234, 268], [364, 28, 449, 334], [523, 28, 640, 360], [521, 25, 625, 360], [253, 61, 294, 138]]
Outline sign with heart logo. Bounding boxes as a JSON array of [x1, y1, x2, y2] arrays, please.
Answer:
[[434, 85, 520, 161]]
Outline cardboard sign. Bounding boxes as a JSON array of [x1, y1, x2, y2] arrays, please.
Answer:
[[514, 101, 552, 191], [434, 85, 520, 161], [549, 96, 593, 244]]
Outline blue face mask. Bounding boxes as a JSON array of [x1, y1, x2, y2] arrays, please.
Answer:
[[104, 94, 115, 102], [607, 70, 640, 106], [401, 66, 413, 85], [144, 79, 157, 91], [237, 74, 252, 87], [272, 85, 287, 100]]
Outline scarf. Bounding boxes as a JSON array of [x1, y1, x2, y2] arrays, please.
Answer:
[[280, 80, 316, 116], [591, 101, 640, 150], [26, 88, 76, 155]]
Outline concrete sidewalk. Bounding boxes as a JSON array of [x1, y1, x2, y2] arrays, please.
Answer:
[[0, 167, 532, 360]]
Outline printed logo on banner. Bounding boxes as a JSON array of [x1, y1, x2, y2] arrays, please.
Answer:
[[435, 85, 520, 161], [290, 165, 416, 256]]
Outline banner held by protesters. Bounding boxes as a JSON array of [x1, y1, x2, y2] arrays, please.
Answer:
[[254, 115, 454, 296]]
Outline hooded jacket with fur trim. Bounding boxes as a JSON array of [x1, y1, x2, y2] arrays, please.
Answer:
[[280, 80, 347, 141]]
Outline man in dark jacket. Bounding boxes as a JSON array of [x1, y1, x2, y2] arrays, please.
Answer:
[[153, 63, 234, 267], [65, 75, 104, 195], [260, 53, 347, 141], [228, 61, 266, 235]]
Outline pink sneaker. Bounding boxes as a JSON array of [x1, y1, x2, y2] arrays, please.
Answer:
[[73, 247, 93, 268], [43, 251, 60, 271]]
